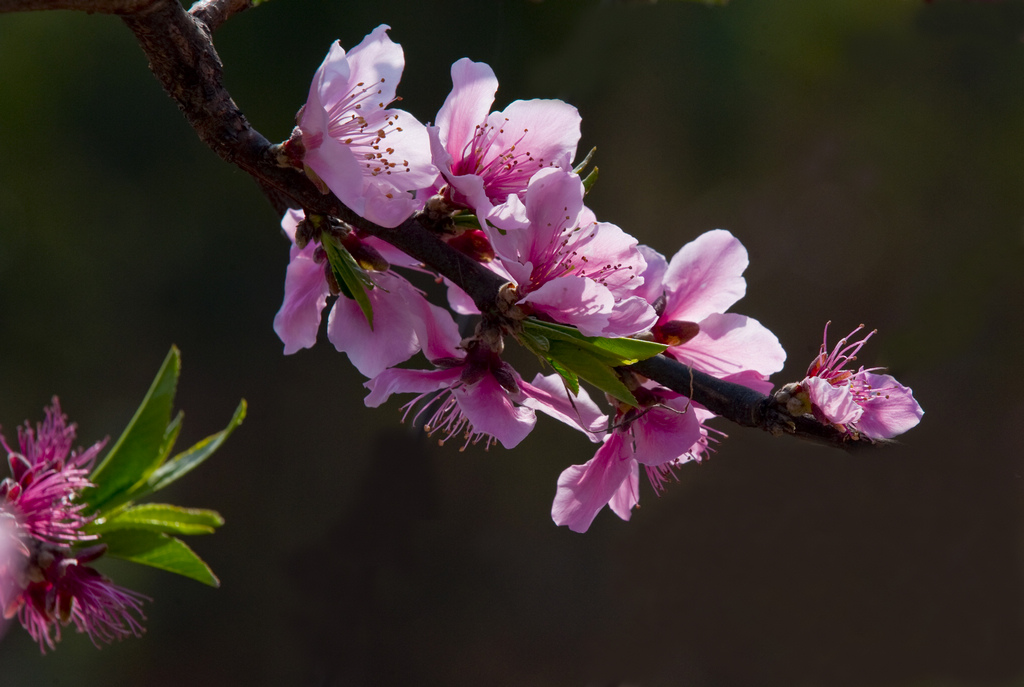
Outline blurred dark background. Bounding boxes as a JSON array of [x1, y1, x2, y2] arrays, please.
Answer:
[[1, 1, 1023, 685]]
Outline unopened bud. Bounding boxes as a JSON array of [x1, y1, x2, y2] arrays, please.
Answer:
[[342, 236, 390, 272], [446, 229, 495, 263], [276, 127, 307, 170], [653, 320, 700, 346]]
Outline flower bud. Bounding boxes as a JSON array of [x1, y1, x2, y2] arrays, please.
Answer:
[[652, 320, 700, 346]]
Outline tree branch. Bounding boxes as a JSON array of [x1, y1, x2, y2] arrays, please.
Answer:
[[189, 0, 251, 33], [0, 0, 875, 451]]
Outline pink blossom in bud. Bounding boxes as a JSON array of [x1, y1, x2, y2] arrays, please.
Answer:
[[299, 25, 437, 228], [1, 400, 146, 652], [273, 209, 462, 378], [427, 58, 581, 220], [785, 323, 924, 440], [637, 230, 786, 381]]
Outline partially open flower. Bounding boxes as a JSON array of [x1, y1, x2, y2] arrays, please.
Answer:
[[781, 323, 924, 440], [0, 399, 146, 652]]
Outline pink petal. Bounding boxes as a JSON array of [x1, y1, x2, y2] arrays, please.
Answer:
[[435, 58, 499, 161], [633, 245, 668, 306], [359, 179, 420, 229], [490, 98, 580, 181], [854, 372, 924, 439], [805, 376, 863, 427], [342, 25, 404, 107], [630, 396, 703, 466], [661, 229, 749, 322], [304, 134, 366, 217], [454, 375, 536, 449], [608, 461, 640, 521], [673, 313, 786, 378], [519, 373, 607, 440], [363, 366, 461, 408], [520, 276, 614, 337], [552, 433, 635, 533], [327, 272, 461, 377], [273, 248, 329, 355], [602, 295, 658, 338]]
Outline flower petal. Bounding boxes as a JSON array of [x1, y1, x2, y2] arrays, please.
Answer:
[[454, 375, 536, 449], [363, 366, 461, 408], [519, 373, 607, 440], [854, 372, 924, 439], [630, 396, 703, 466], [435, 58, 499, 160], [661, 229, 748, 322], [673, 312, 786, 378], [805, 376, 863, 427], [552, 433, 634, 533], [273, 248, 329, 355]]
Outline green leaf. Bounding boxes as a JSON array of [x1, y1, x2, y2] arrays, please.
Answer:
[[572, 147, 596, 175], [135, 400, 246, 501], [322, 234, 374, 328], [100, 529, 220, 587], [84, 347, 180, 513], [90, 504, 224, 536], [522, 319, 666, 366], [154, 410, 183, 471], [545, 339, 638, 407], [582, 167, 599, 195], [547, 358, 580, 396]]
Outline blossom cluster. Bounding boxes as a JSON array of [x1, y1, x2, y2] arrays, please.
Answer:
[[275, 26, 924, 533], [0, 400, 145, 652]]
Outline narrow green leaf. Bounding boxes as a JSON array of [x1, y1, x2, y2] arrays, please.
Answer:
[[90, 504, 224, 536], [572, 147, 596, 175], [545, 340, 638, 407], [547, 358, 580, 396], [522, 319, 666, 366], [323, 235, 374, 328], [156, 411, 184, 469], [100, 530, 220, 587], [582, 167, 599, 195], [84, 347, 180, 513], [519, 327, 550, 354], [136, 400, 246, 500]]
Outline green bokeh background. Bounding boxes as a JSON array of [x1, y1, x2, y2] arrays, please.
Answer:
[[1, 1, 1023, 685]]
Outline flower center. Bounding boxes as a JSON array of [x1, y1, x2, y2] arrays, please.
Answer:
[[452, 119, 554, 202], [324, 78, 413, 178]]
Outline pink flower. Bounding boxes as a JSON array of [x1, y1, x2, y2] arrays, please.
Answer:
[[781, 323, 924, 440], [0, 399, 145, 652], [8, 544, 146, 653], [427, 58, 581, 220], [452, 168, 657, 338], [550, 382, 719, 533], [638, 230, 786, 381], [273, 209, 462, 378], [364, 335, 537, 450], [298, 25, 436, 228]]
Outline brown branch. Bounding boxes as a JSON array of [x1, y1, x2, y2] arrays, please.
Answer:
[[0, 0, 873, 451], [189, 0, 250, 33], [0, 0, 149, 12]]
